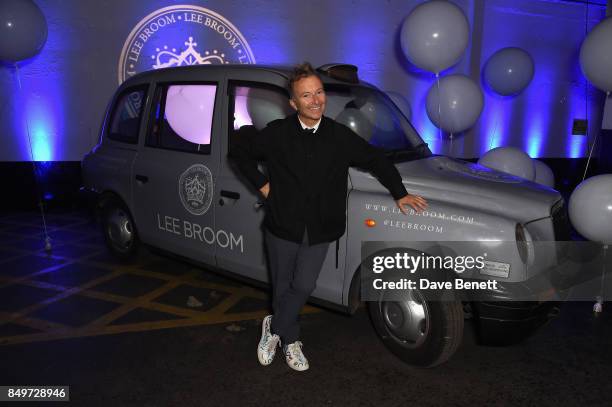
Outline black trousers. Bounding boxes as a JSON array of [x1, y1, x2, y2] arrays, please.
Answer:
[[265, 228, 330, 344]]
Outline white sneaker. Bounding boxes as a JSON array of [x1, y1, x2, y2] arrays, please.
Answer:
[[284, 341, 309, 371], [257, 315, 280, 366]]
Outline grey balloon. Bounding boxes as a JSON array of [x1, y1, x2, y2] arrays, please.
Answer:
[[484, 47, 535, 96], [569, 174, 612, 243], [336, 108, 373, 139], [477, 147, 535, 181], [386, 91, 412, 122], [580, 16, 612, 92], [533, 159, 555, 188], [400, 0, 470, 74], [425, 74, 483, 133], [246, 87, 292, 130], [0, 0, 48, 63]]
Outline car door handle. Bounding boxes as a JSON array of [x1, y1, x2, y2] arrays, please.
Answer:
[[220, 190, 240, 200], [135, 174, 149, 183]]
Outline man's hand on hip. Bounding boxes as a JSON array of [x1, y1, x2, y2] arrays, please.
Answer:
[[260, 182, 270, 199], [396, 194, 427, 215]]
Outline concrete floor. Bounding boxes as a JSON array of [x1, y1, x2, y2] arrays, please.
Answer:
[[0, 210, 611, 406]]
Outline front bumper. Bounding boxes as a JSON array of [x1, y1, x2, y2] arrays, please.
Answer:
[[472, 300, 560, 345]]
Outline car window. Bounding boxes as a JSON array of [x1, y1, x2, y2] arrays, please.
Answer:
[[146, 83, 217, 155], [107, 86, 148, 144], [229, 82, 292, 131], [325, 84, 429, 156]]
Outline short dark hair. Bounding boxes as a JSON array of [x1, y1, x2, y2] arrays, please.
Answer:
[[288, 62, 322, 98]]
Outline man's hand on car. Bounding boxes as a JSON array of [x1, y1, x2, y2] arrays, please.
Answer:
[[396, 194, 427, 215], [260, 182, 270, 199]]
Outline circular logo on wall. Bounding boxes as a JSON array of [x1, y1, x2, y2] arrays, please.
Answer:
[[179, 164, 214, 216], [118, 5, 256, 84]]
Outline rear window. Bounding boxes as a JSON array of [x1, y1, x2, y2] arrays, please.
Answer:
[[146, 83, 218, 155], [107, 86, 148, 144]]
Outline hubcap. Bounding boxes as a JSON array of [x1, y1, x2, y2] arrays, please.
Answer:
[[106, 207, 133, 252], [382, 290, 429, 348]]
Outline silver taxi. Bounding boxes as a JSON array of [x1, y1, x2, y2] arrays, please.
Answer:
[[81, 64, 569, 366]]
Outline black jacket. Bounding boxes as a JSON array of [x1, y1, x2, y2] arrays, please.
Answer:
[[229, 114, 408, 245]]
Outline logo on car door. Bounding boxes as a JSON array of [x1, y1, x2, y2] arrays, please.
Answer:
[[179, 164, 214, 215]]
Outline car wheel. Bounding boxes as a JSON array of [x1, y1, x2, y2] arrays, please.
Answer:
[[368, 288, 464, 367], [101, 197, 139, 259]]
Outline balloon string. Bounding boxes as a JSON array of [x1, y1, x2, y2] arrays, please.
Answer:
[[14, 63, 51, 250], [582, 130, 598, 181], [488, 99, 500, 153], [435, 72, 442, 147], [581, 0, 592, 182]]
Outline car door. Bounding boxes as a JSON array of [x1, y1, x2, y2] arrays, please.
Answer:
[[132, 74, 224, 266], [89, 84, 149, 211], [215, 72, 292, 281]]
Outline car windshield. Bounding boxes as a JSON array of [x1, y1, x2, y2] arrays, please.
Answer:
[[325, 84, 431, 160]]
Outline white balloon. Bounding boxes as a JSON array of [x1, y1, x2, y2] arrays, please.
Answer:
[[385, 91, 412, 121], [569, 174, 612, 243], [400, 0, 470, 74], [580, 16, 612, 92], [336, 108, 373, 139], [533, 159, 555, 188], [246, 87, 292, 130], [484, 47, 535, 96], [478, 147, 535, 180], [165, 85, 216, 144], [357, 101, 395, 131], [425, 74, 483, 133]]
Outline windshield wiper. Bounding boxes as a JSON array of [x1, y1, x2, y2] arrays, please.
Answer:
[[385, 144, 431, 162]]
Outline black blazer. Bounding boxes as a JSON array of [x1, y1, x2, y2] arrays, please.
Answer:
[[229, 114, 408, 245]]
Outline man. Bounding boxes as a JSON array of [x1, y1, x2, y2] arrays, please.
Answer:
[[230, 62, 427, 371]]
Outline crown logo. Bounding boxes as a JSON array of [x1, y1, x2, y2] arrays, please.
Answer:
[[184, 174, 206, 205], [151, 37, 228, 69]]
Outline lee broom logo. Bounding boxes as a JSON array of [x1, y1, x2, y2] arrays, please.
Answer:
[[118, 5, 256, 83], [179, 164, 214, 216]]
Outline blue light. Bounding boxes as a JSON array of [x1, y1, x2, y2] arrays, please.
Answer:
[[523, 92, 548, 158], [566, 87, 589, 158], [31, 123, 52, 161], [526, 120, 543, 158], [24, 95, 60, 161], [568, 135, 587, 158]]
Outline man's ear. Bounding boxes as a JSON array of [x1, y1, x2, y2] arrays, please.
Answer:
[[289, 98, 297, 111]]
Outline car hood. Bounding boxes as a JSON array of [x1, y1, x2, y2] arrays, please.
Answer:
[[350, 156, 562, 222]]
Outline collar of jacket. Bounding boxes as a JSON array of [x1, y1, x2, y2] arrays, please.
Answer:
[[290, 113, 331, 135]]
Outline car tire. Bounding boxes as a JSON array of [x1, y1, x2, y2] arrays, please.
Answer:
[[368, 290, 464, 367], [100, 197, 140, 259]]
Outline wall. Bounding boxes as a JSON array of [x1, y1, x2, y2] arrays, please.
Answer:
[[0, 0, 607, 161]]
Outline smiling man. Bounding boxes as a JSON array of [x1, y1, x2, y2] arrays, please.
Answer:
[[230, 62, 427, 371]]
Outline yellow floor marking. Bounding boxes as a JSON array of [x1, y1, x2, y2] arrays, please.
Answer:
[[86, 270, 200, 328], [0, 306, 321, 346], [0, 225, 323, 346], [0, 248, 107, 290], [0, 268, 126, 327], [0, 312, 69, 331]]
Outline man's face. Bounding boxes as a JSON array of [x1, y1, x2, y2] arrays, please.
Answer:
[[289, 75, 326, 125]]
